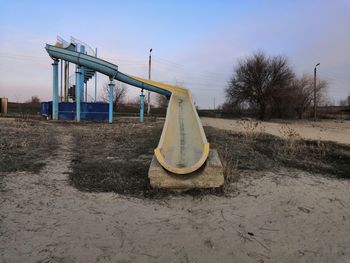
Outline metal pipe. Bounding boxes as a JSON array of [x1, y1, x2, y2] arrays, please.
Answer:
[[85, 82, 87, 102], [52, 59, 59, 120], [64, 61, 69, 102], [60, 59, 63, 101], [140, 89, 145, 123], [147, 48, 152, 115], [76, 66, 81, 122], [80, 67, 85, 102], [108, 78, 114, 123], [80, 45, 85, 102], [45, 45, 171, 97]]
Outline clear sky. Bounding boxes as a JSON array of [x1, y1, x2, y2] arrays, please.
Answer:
[[0, 0, 349, 108]]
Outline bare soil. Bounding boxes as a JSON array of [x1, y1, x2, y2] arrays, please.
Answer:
[[202, 117, 350, 145], [1, 117, 350, 262]]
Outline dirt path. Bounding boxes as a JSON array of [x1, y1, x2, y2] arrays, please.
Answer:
[[201, 117, 350, 145], [1, 125, 350, 262]]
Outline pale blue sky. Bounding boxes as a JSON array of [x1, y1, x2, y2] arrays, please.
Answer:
[[0, 0, 349, 107]]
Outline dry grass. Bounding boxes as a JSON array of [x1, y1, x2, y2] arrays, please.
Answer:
[[69, 121, 168, 198], [0, 118, 57, 173], [206, 126, 350, 180], [278, 124, 302, 153], [1, 118, 349, 198], [237, 119, 266, 142]]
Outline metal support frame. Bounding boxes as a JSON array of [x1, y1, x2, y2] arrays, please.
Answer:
[[140, 89, 145, 123], [75, 66, 81, 121], [46, 44, 171, 97], [147, 48, 152, 115], [80, 45, 86, 102], [52, 59, 59, 120], [64, 61, 69, 102], [80, 67, 85, 101], [108, 78, 114, 124], [60, 60, 63, 102]]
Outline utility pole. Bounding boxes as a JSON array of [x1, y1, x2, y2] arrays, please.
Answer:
[[314, 63, 320, 121], [214, 96, 216, 110], [147, 48, 152, 115]]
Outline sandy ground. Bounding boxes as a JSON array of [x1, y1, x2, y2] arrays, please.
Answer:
[[1, 123, 350, 262], [201, 117, 350, 145]]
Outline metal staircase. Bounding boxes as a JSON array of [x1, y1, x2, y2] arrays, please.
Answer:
[[57, 36, 97, 101], [71, 36, 97, 89], [84, 68, 95, 83]]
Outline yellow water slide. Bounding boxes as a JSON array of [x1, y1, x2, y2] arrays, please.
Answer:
[[129, 76, 210, 175]]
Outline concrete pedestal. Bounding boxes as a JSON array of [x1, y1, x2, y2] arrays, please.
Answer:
[[148, 149, 224, 190]]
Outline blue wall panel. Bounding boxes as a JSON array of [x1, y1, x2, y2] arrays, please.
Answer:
[[41, 101, 109, 121]]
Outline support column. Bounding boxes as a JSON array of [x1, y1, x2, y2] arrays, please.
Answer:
[[108, 78, 114, 124], [60, 59, 63, 102], [140, 89, 145, 123], [80, 45, 85, 102], [76, 66, 81, 122], [52, 59, 59, 120], [80, 67, 85, 102], [64, 61, 69, 102], [85, 82, 88, 102]]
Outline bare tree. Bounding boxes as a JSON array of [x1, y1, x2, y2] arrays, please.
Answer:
[[127, 95, 142, 106], [289, 75, 328, 118], [225, 52, 294, 119], [291, 74, 314, 119], [100, 81, 127, 110], [314, 79, 328, 106]]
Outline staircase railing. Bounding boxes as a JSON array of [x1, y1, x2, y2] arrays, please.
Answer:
[[71, 36, 96, 56]]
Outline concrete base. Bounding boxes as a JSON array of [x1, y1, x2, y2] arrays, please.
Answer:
[[148, 149, 224, 190]]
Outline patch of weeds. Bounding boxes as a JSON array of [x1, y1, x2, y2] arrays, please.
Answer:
[[206, 126, 275, 173], [237, 119, 266, 142], [205, 126, 350, 180], [278, 124, 302, 154], [277, 140, 350, 178]]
